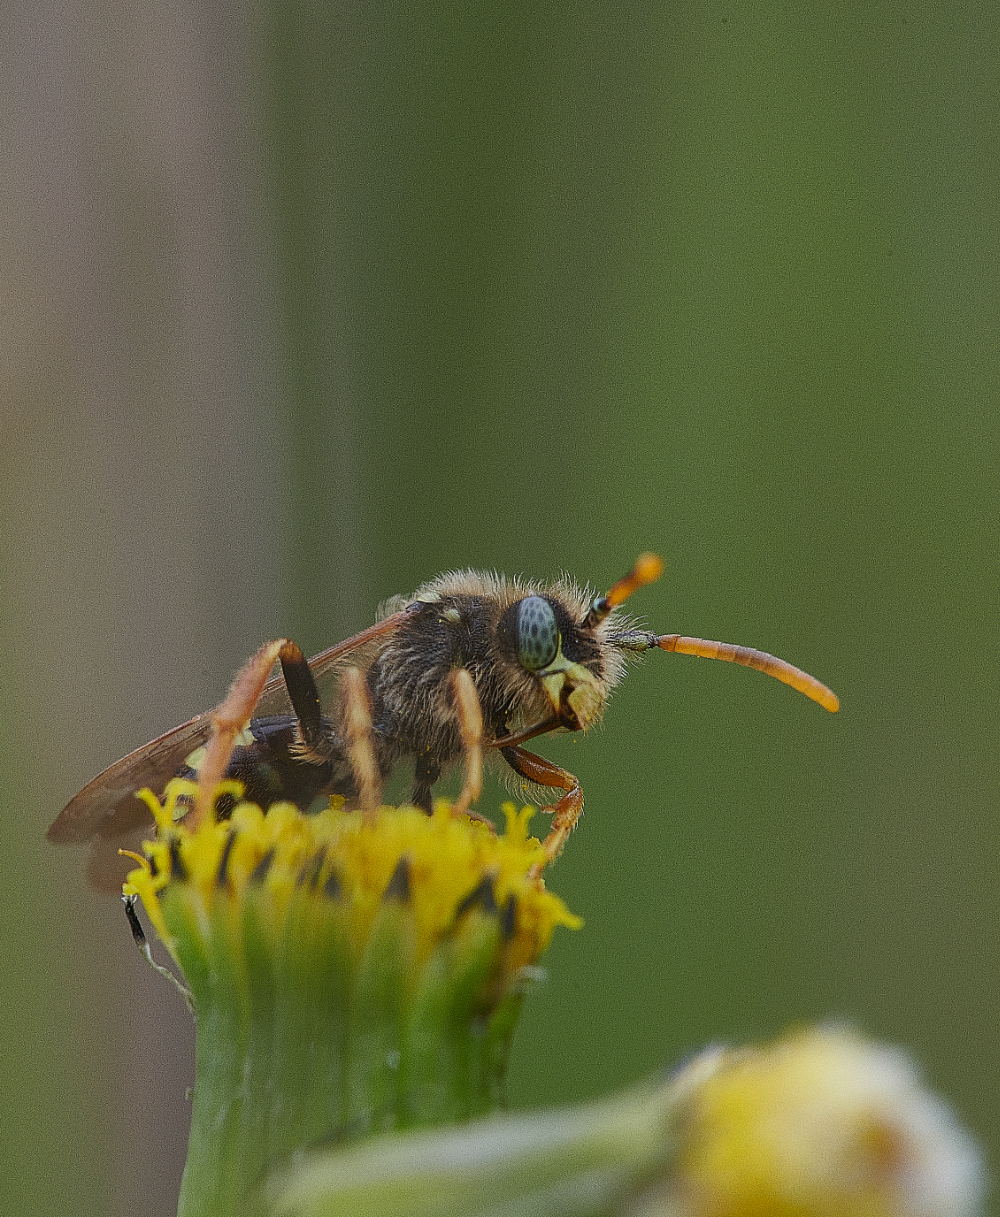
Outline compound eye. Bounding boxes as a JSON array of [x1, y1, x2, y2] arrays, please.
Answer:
[[517, 596, 560, 671]]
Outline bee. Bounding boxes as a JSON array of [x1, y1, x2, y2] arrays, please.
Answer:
[[49, 554, 838, 888]]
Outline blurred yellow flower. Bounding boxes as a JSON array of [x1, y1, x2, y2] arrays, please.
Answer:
[[658, 1026, 984, 1217]]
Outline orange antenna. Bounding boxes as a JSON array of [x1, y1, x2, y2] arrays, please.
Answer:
[[585, 552, 665, 626], [598, 557, 838, 713], [656, 634, 839, 712]]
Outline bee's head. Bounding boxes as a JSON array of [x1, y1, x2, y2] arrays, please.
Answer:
[[498, 594, 604, 731], [497, 554, 665, 733]]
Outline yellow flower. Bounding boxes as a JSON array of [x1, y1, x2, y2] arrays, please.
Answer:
[[262, 1028, 984, 1217], [123, 783, 581, 1217], [662, 1026, 984, 1217], [125, 782, 579, 983]]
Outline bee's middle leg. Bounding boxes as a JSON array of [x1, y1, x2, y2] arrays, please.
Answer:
[[499, 744, 583, 875], [337, 666, 381, 813], [449, 669, 488, 823]]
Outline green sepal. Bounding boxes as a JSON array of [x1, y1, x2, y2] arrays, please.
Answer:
[[403, 898, 505, 1125], [259, 1081, 680, 1217], [345, 883, 417, 1133]]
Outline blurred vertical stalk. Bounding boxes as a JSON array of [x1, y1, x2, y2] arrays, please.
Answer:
[[123, 795, 580, 1217], [4, 0, 295, 1211], [256, 0, 368, 646]]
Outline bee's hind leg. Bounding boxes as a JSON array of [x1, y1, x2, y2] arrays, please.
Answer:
[[193, 638, 306, 830], [449, 669, 490, 826]]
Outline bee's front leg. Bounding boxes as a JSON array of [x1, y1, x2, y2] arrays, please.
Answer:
[[498, 744, 583, 874]]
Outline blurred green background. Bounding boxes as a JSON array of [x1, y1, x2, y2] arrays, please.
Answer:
[[2, 3, 997, 1213]]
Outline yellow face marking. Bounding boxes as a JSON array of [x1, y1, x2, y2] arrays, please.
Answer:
[[540, 648, 604, 731]]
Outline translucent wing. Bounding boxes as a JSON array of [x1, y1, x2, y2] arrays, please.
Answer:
[[47, 713, 212, 846], [47, 604, 420, 851]]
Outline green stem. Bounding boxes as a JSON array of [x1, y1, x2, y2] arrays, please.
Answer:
[[168, 875, 525, 1217]]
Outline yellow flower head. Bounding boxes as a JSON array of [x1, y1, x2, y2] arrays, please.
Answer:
[[123, 780, 581, 1173], [666, 1026, 984, 1217], [125, 782, 579, 981]]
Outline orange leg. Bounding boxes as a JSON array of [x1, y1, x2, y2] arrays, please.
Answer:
[[192, 639, 303, 830], [337, 666, 381, 813], [450, 669, 489, 823], [499, 744, 583, 875]]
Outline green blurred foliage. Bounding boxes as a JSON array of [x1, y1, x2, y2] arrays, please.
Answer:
[[3, 3, 997, 1214]]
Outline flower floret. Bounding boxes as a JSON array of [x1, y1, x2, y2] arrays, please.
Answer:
[[124, 791, 580, 987]]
